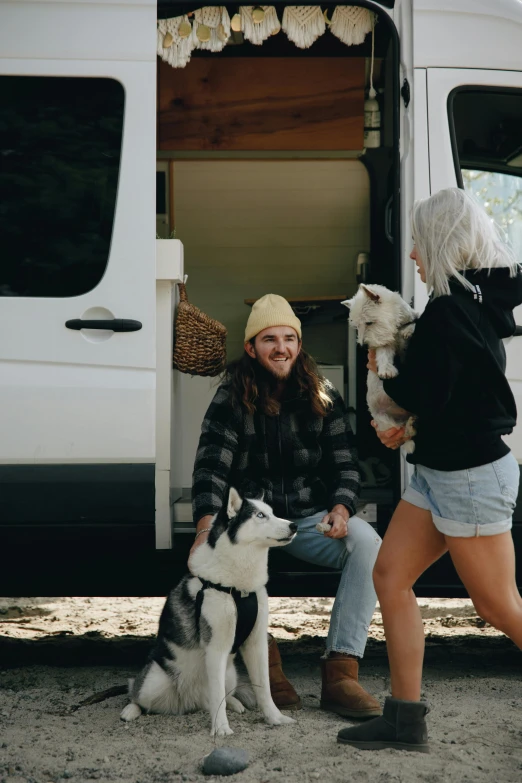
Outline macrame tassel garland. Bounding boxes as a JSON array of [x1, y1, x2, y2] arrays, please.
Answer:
[[241, 6, 280, 45], [157, 16, 194, 69], [158, 6, 376, 67], [329, 6, 375, 46], [192, 7, 231, 52], [282, 6, 325, 49]]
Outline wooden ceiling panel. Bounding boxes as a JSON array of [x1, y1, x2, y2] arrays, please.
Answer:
[[158, 57, 365, 151]]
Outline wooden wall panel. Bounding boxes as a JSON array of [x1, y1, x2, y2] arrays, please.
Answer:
[[158, 57, 365, 151]]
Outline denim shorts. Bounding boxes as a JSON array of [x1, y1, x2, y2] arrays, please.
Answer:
[[402, 452, 520, 537]]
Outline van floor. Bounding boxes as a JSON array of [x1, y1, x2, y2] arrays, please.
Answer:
[[0, 596, 521, 783]]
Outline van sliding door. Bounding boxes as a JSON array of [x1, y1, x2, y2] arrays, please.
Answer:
[[0, 1, 157, 533]]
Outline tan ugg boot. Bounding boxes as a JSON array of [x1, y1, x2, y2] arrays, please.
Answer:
[[268, 635, 302, 710], [320, 653, 382, 719]]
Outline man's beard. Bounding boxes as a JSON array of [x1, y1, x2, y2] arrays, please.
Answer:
[[254, 354, 299, 387]]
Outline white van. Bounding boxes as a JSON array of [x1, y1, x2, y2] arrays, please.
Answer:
[[1, 0, 521, 594]]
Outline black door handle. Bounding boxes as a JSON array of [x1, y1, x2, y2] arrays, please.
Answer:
[[65, 319, 142, 332]]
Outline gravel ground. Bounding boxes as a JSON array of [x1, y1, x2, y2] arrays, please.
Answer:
[[1, 596, 521, 783]]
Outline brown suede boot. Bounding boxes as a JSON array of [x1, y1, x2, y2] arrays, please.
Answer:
[[320, 653, 382, 719], [268, 635, 302, 710]]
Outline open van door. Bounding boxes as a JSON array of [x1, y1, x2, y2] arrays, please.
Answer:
[[0, 0, 157, 528], [426, 69, 522, 466]]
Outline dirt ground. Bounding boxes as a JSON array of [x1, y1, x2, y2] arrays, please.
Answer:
[[1, 596, 522, 783]]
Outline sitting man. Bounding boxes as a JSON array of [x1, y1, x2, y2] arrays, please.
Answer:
[[189, 293, 382, 718]]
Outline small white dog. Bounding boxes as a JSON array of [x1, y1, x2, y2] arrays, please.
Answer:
[[343, 284, 418, 453], [120, 487, 297, 737]]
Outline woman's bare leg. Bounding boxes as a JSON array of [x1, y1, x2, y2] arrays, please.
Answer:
[[373, 501, 447, 701], [447, 531, 522, 647]]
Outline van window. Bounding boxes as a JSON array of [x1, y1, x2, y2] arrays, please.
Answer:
[[450, 88, 522, 257], [0, 76, 124, 298], [462, 170, 522, 258]]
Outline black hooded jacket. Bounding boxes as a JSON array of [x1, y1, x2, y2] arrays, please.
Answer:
[[383, 268, 522, 470]]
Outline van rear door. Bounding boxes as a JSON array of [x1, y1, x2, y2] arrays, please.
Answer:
[[0, 1, 156, 526], [426, 69, 522, 463]]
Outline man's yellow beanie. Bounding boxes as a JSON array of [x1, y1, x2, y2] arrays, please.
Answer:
[[244, 294, 302, 343]]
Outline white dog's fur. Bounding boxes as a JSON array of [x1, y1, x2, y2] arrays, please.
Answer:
[[343, 284, 418, 453], [120, 488, 297, 737]]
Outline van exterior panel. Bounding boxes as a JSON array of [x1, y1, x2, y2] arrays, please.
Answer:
[[413, 0, 522, 70], [0, 0, 156, 63], [0, 464, 155, 525]]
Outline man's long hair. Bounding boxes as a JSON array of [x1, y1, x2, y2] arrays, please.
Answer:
[[225, 343, 332, 418]]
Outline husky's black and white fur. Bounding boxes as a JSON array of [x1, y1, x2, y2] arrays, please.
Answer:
[[120, 488, 297, 737], [343, 284, 419, 453]]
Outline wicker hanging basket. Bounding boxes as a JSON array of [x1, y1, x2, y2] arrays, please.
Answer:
[[172, 283, 227, 376]]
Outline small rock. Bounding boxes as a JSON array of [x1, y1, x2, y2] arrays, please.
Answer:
[[202, 747, 249, 776]]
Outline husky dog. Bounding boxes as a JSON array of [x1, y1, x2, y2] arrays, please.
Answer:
[[120, 487, 297, 737], [343, 284, 418, 454]]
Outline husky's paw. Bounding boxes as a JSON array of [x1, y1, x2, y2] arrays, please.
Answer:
[[264, 710, 296, 727], [377, 366, 398, 379], [226, 695, 246, 714], [120, 703, 142, 722], [211, 724, 234, 737]]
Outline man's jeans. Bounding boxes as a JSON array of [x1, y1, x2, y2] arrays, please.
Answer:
[[284, 510, 381, 658]]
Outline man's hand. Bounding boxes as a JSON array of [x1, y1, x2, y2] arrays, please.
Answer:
[[371, 420, 410, 450], [320, 504, 349, 539], [188, 514, 214, 572]]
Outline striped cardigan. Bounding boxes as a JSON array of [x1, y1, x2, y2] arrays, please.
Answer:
[[192, 380, 360, 524]]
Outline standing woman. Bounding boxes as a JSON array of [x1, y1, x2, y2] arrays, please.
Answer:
[[338, 187, 522, 752]]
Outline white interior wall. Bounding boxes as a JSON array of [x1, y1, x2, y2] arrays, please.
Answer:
[[173, 160, 370, 361], [172, 159, 370, 487]]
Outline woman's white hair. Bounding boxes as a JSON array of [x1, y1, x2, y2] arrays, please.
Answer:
[[411, 187, 519, 298]]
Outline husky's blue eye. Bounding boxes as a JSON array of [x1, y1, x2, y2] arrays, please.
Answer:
[[256, 512, 265, 519]]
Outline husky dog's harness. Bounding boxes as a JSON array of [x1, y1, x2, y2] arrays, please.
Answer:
[[194, 579, 258, 654]]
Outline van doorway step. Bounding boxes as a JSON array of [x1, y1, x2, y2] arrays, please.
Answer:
[[172, 487, 393, 535]]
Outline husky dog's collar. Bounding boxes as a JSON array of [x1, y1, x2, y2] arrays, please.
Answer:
[[194, 579, 258, 654]]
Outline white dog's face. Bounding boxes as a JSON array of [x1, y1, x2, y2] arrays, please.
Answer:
[[342, 284, 411, 348], [227, 489, 297, 548]]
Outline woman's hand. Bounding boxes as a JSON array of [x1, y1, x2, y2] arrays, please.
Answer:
[[371, 420, 410, 450], [367, 349, 378, 374], [367, 349, 412, 449]]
